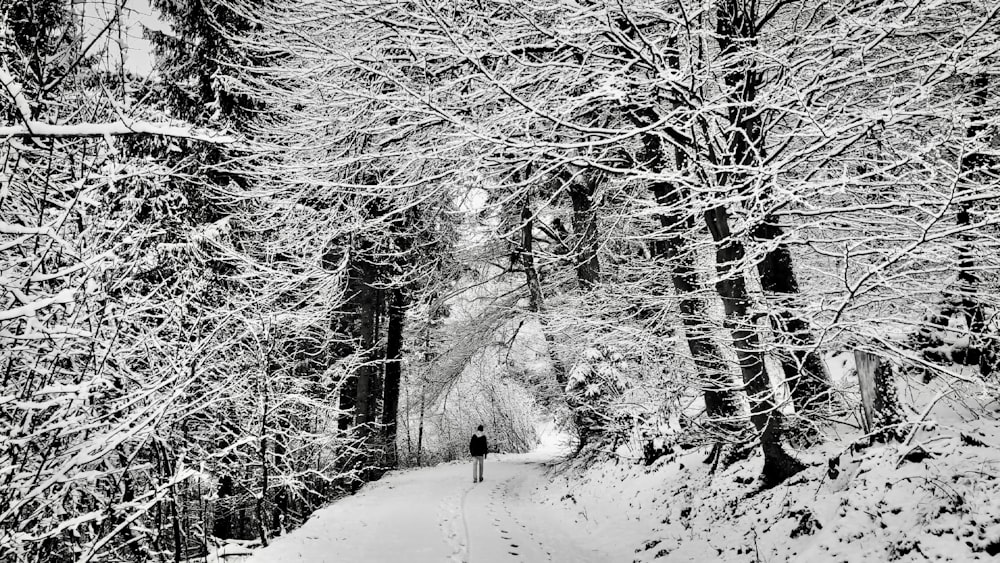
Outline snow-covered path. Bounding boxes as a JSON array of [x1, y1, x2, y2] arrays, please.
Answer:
[[244, 449, 618, 563]]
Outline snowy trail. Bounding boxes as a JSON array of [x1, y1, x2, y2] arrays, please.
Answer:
[[243, 450, 613, 563]]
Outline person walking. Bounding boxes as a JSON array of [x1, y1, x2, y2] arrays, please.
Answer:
[[469, 425, 488, 483]]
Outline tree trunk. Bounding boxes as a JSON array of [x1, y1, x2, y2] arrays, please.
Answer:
[[371, 288, 385, 425], [270, 432, 289, 536], [416, 387, 425, 467], [753, 224, 834, 414], [912, 75, 992, 372], [638, 129, 744, 430], [114, 447, 149, 560], [257, 361, 270, 548], [519, 205, 546, 317], [651, 190, 744, 426], [618, 26, 745, 456], [354, 284, 378, 429], [704, 205, 804, 486], [337, 374, 357, 431], [567, 173, 601, 289], [159, 441, 184, 562], [960, 74, 990, 371], [382, 288, 406, 466], [958, 73, 989, 317], [716, 0, 833, 416], [854, 351, 905, 442], [331, 312, 357, 431], [415, 308, 436, 467]]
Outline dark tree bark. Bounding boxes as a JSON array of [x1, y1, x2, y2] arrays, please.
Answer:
[[699, 0, 806, 484], [519, 205, 546, 316], [716, 0, 832, 415], [323, 244, 358, 431], [256, 360, 271, 548], [753, 223, 834, 414], [354, 281, 380, 429], [703, 205, 805, 486], [625, 31, 744, 440], [269, 424, 290, 536], [956, 73, 1000, 377], [913, 73, 998, 374], [213, 474, 235, 539], [415, 388, 426, 466], [382, 288, 406, 466], [640, 136, 744, 429], [958, 73, 989, 313], [567, 172, 602, 289], [155, 440, 185, 562], [959, 74, 989, 370], [337, 374, 357, 431], [370, 288, 385, 423]]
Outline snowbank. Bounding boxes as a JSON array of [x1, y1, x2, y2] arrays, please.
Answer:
[[537, 422, 1000, 562]]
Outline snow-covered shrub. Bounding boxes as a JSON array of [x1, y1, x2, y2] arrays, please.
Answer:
[[564, 344, 678, 454]]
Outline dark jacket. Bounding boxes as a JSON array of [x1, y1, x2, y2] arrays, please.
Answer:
[[469, 433, 488, 457]]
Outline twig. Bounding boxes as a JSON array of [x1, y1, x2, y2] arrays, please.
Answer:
[[0, 60, 33, 132], [903, 388, 953, 447]]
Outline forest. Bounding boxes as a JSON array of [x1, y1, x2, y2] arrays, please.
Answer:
[[1, 0, 1000, 561]]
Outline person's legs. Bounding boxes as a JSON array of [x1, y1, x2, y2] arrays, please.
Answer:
[[472, 456, 483, 482]]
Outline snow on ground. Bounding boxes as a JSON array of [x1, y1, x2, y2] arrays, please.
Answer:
[[536, 364, 1000, 562], [242, 422, 629, 563], [542, 423, 1000, 562], [237, 375, 1000, 563]]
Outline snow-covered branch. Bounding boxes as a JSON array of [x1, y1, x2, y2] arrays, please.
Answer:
[[0, 119, 236, 143], [0, 288, 77, 322], [0, 60, 33, 127]]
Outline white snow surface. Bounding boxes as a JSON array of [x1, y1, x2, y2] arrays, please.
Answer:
[[244, 425, 632, 563], [241, 377, 1000, 563]]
